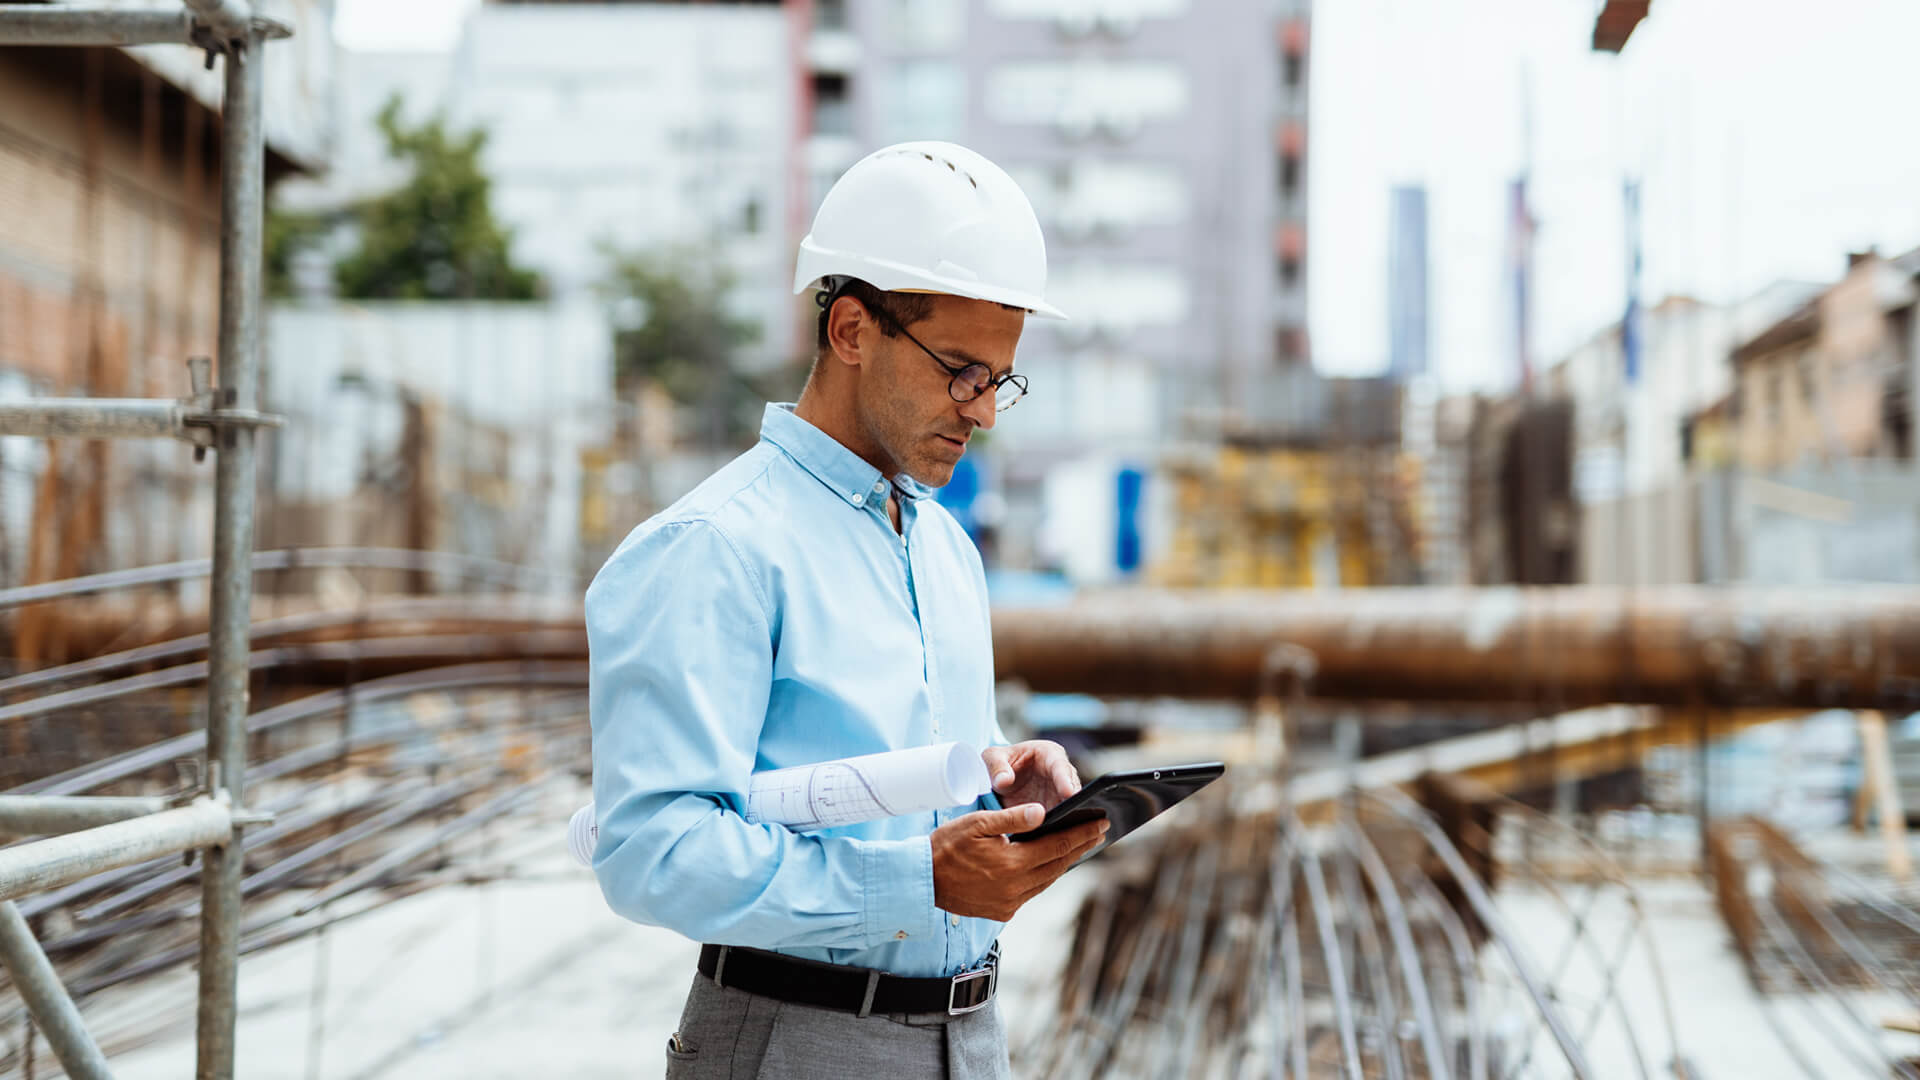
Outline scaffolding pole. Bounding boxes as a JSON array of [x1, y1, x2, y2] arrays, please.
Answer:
[[0, 4, 194, 46], [0, 900, 114, 1080], [0, 4, 281, 1076], [0, 398, 205, 442], [195, 15, 267, 1078], [0, 795, 173, 838], [0, 800, 234, 904]]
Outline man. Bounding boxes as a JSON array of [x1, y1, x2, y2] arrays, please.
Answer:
[[586, 141, 1107, 1079]]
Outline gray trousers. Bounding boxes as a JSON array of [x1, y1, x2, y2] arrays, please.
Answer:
[[663, 971, 1011, 1079]]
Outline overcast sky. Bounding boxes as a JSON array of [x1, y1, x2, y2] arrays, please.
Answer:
[[335, 0, 1920, 393]]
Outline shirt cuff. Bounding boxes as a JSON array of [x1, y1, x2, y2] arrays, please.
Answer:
[[858, 835, 937, 948]]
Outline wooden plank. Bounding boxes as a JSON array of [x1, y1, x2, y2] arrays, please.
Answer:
[[1859, 710, 1912, 882]]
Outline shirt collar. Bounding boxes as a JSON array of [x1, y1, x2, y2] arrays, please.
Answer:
[[760, 403, 934, 508]]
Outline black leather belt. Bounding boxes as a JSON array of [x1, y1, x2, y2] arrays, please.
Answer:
[[697, 943, 999, 1018]]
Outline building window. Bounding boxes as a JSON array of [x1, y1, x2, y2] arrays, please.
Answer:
[[1280, 154, 1299, 195], [1277, 325, 1307, 363], [985, 60, 1188, 130], [1279, 256, 1300, 288], [815, 0, 849, 31], [812, 73, 852, 136], [878, 62, 966, 144], [1283, 54, 1302, 89], [883, 0, 964, 51]]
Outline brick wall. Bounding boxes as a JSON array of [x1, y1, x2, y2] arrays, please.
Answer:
[[0, 49, 227, 609]]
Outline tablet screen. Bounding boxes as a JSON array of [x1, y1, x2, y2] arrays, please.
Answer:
[[1007, 762, 1224, 852]]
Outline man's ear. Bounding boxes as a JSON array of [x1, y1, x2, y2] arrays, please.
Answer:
[[825, 296, 869, 370]]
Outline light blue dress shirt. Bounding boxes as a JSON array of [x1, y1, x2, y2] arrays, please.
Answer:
[[587, 402, 1008, 979]]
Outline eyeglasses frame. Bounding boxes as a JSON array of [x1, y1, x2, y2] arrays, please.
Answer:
[[832, 289, 1030, 412]]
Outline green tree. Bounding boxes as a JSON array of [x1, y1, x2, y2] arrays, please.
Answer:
[[264, 207, 327, 298], [603, 245, 795, 445], [330, 96, 541, 301]]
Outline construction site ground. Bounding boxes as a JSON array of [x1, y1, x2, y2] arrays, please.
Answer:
[[72, 787, 1920, 1079], [92, 781, 1091, 1079]]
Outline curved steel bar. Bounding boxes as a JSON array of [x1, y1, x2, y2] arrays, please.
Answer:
[[1363, 787, 1597, 1079], [1495, 872, 1650, 1080], [1063, 851, 1189, 1080], [1490, 793, 1687, 1075], [1781, 861, 1920, 1006], [0, 594, 582, 698], [1813, 858, 1920, 939], [1333, 825, 1407, 1080], [1412, 877, 1487, 1080], [1291, 815, 1365, 1080], [0, 547, 567, 611], [1153, 843, 1217, 1077], [11, 661, 588, 796], [1346, 819, 1454, 1080], [1173, 841, 1252, 1073], [1752, 890, 1914, 1080], [1265, 828, 1304, 1078], [0, 632, 586, 726]]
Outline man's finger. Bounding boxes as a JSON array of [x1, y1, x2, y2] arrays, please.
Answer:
[[981, 746, 1016, 791], [968, 803, 1042, 836], [1023, 833, 1105, 890], [1053, 759, 1081, 798], [1032, 818, 1104, 862], [1032, 834, 1106, 880]]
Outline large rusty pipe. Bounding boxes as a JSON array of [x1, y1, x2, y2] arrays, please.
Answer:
[[14, 584, 1920, 710], [990, 587, 1920, 710]]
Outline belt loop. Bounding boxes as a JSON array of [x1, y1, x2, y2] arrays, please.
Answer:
[[713, 945, 729, 990], [856, 969, 880, 1019]]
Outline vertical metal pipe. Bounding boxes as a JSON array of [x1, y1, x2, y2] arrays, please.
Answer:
[[0, 901, 114, 1080], [197, 26, 265, 1080]]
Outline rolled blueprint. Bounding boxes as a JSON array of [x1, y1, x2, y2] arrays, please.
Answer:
[[567, 741, 993, 867]]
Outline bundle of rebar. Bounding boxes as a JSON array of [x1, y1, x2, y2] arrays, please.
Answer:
[[1016, 771, 1687, 1080], [0, 671, 591, 1071]]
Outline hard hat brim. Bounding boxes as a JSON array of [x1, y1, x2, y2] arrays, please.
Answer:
[[794, 242, 1067, 321]]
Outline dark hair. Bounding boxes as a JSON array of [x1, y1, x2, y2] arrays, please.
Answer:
[[814, 279, 935, 353]]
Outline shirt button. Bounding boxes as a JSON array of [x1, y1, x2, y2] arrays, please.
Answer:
[[852, 493, 864, 505], [949, 914, 960, 927], [895, 931, 909, 940], [874, 481, 885, 493]]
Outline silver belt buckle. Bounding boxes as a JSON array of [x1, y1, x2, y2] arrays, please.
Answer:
[[948, 959, 997, 1016]]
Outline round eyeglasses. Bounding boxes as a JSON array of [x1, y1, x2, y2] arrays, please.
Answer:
[[862, 297, 1030, 412]]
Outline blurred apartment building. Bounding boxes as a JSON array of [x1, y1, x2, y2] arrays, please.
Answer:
[[276, 0, 1377, 586], [802, 0, 1362, 582], [0, 1, 333, 597], [1724, 249, 1920, 471], [805, 0, 1312, 421], [263, 1, 805, 584], [282, 0, 795, 365], [1522, 246, 1920, 587]]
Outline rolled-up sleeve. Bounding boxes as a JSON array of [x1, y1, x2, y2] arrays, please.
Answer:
[[586, 519, 936, 950]]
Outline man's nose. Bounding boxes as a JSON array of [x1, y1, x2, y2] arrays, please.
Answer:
[[958, 388, 997, 432]]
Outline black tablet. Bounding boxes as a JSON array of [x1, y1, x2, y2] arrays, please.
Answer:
[[1007, 762, 1225, 851]]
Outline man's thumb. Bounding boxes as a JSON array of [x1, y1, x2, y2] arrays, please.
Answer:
[[978, 803, 1044, 835]]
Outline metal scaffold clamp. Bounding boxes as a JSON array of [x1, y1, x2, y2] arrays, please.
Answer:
[[187, 11, 292, 68], [199, 763, 276, 829], [181, 355, 284, 462]]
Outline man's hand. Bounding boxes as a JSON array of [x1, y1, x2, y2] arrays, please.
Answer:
[[932, 805, 1107, 922], [981, 740, 1080, 811]]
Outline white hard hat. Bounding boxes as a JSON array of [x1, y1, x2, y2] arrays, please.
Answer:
[[794, 141, 1067, 320]]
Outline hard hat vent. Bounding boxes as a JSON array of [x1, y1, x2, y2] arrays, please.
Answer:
[[791, 139, 1067, 319]]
